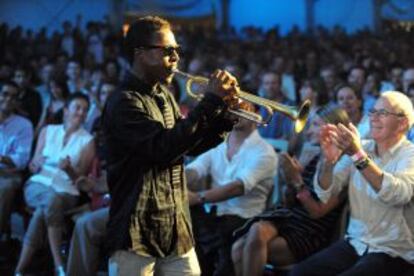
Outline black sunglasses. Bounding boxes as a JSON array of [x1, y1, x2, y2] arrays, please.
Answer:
[[136, 45, 181, 56]]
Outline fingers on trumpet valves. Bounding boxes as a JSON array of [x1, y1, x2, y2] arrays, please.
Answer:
[[223, 95, 241, 109], [211, 69, 239, 89], [237, 101, 251, 110]]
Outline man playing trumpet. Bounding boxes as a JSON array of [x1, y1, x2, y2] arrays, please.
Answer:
[[102, 16, 241, 275]]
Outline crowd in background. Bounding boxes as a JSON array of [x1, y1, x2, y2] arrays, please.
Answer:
[[1, 15, 414, 275]]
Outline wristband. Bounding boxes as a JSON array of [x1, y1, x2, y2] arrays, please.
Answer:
[[351, 149, 367, 162]]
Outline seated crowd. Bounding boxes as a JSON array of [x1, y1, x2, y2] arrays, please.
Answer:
[[1, 16, 414, 276]]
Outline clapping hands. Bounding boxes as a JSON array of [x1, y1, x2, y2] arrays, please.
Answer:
[[320, 122, 362, 164]]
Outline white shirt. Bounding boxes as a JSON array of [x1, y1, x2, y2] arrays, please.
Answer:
[[314, 137, 414, 263], [29, 124, 93, 196], [187, 130, 278, 218], [0, 114, 33, 170]]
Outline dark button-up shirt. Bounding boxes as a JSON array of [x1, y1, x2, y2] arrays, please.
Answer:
[[102, 73, 234, 257]]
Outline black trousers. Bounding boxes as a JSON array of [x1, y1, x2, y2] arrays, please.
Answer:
[[191, 206, 247, 276], [290, 239, 414, 276]]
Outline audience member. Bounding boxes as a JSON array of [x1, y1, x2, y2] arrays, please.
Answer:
[[231, 105, 348, 276], [0, 81, 33, 242], [66, 60, 87, 94], [291, 91, 414, 276], [67, 207, 109, 276], [13, 67, 43, 128], [402, 68, 414, 94], [347, 66, 366, 94], [362, 72, 381, 114], [14, 92, 95, 276], [380, 65, 403, 92], [258, 71, 295, 139], [84, 82, 115, 132], [299, 78, 329, 119], [334, 83, 370, 138], [320, 66, 338, 101], [270, 55, 297, 102], [37, 78, 70, 133], [187, 105, 277, 275], [35, 63, 55, 110]]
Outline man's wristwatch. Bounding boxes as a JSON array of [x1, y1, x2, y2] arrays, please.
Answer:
[[355, 156, 370, 171]]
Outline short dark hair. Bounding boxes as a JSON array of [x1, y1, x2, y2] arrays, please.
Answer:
[[123, 16, 171, 64], [65, 92, 90, 109]]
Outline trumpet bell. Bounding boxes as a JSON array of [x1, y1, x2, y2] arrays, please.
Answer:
[[294, 99, 312, 133]]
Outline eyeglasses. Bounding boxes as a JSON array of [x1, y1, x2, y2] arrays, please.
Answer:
[[368, 108, 405, 118], [135, 45, 181, 56]]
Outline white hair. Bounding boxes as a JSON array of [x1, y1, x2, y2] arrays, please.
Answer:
[[381, 91, 414, 129]]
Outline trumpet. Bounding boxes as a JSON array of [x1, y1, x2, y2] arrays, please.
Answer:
[[173, 69, 311, 133]]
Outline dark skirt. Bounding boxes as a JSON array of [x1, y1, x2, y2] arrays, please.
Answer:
[[233, 205, 342, 261]]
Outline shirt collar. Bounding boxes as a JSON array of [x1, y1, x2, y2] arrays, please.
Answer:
[[365, 136, 408, 159], [122, 71, 160, 97], [225, 129, 259, 150]]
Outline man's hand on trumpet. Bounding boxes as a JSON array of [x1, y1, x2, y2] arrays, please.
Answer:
[[207, 69, 240, 108]]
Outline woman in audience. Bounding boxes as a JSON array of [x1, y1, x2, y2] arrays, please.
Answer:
[[289, 78, 330, 156], [14, 92, 95, 276], [361, 72, 381, 114], [231, 104, 348, 276], [334, 83, 370, 138], [84, 82, 116, 132], [299, 78, 330, 119], [37, 78, 69, 134]]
